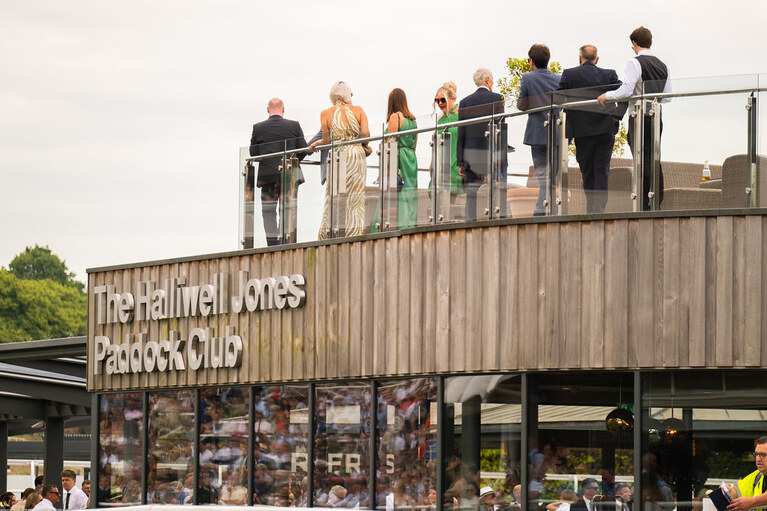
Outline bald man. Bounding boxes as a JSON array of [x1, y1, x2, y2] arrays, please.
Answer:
[[556, 45, 625, 214], [249, 98, 307, 247]]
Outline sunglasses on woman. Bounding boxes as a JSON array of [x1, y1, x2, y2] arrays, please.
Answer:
[[434, 97, 447, 105]]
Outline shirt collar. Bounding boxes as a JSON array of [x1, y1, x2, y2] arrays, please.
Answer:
[[636, 49, 652, 56]]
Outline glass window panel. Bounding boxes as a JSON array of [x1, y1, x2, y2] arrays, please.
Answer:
[[314, 382, 371, 509], [147, 390, 195, 505], [643, 371, 767, 510], [444, 375, 522, 511], [376, 378, 438, 510], [98, 393, 143, 506], [253, 385, 310, 507], [199, 387, 249, 505], [534, 373, 634, 510]]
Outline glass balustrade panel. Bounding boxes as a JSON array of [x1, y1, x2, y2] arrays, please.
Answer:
[[455, 102, 503, 222], [641, 76, 760, 211], [505, 111, 545, 218], [238, 147, 252, 250], [551, 85, 635, 216], [321, 136, 378, 239], [408, 113, 435, 229]]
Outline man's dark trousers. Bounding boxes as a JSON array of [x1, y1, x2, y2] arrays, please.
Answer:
[[575, 133, 614, 213]]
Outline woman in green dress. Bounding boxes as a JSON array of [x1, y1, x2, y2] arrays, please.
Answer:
[[386, 88, 418, 229], [434, 81, 463, 197]]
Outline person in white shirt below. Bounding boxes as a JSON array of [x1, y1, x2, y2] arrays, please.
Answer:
[[597, 26, 670, 211], [33, 485, 60, 511], [61, 470, 89, 510]]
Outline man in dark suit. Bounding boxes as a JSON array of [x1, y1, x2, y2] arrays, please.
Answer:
[[457, 68, 507, 221], [556, 45, 625, 214], [518, 43, 561, 216], [249, 98, 307, 247], [571, 478, 600, 511]]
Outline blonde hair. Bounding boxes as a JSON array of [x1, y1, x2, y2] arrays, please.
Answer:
[[330, 485, 347, 498], [25, 493, 42, 510], [433, 81, 458, 115], [329, 81, 352, 104], [440, 81, 457, 100]]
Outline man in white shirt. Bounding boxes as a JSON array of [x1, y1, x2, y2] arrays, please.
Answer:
[[33, 485, 60, 511], [597, 26, 670, 210], [61, 469, 89, 510]]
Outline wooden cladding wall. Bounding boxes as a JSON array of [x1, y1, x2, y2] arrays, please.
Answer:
[[87, 215, 767, 392]]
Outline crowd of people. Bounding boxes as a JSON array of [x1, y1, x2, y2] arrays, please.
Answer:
[[0, 471, 89, 511], [246, 26, 669, 246]]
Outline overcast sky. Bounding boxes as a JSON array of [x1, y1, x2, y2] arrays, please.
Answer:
[[1, 0, 766, 283]]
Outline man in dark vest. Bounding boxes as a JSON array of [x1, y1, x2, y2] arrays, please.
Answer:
[[598, 26, 670, 210]]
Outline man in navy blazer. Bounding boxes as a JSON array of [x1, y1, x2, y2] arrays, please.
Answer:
[[518, 44, 561, 216], [556, 45, 625, 214], [457, 68, 507, 221], [249, 98, 307, 247]]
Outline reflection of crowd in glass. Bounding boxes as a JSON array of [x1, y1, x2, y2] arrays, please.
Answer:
[[250, 386, 309, 506], [375, 379, 437, 511], [147, 390, 195, 505], [98, 393, 143, 505]]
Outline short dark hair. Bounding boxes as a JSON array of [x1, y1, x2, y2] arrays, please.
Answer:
[[21, 488, 35, 499], [34, 475, 44, 486], [630, 26, 653, 48], [61, 469, 77, 480], [82, 479, 91, 487], [581, 478, 599, 491], [528, 44, 551, 69], [614, 483, 630, 492], [42, 485, 58, 498], [757, 436, 767, 445]]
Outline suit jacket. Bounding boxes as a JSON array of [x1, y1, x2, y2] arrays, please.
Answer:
[[457, 87, 506, 183], [518, 68, 561, 146], [555, 62, 626, 139], [571, 498, 590, 511], [249, 115, 307, 188], [307, 129, 330, 185]]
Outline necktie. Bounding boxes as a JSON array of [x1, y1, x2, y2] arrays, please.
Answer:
[[66, 492, 71, 509]]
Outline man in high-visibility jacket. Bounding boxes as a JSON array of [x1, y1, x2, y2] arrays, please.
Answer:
[[729, 436, 767, 511]]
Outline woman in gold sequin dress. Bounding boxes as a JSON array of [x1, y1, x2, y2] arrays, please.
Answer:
[[308, 81, 370, 239]]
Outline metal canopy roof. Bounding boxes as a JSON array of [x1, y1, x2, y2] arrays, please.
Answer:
[[0, 337, 89, 434]]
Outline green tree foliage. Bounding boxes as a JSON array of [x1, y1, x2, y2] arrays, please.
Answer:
[[498, 57, 627, 156], [0, 246, 86, 342], [9, 244, 83, 292]]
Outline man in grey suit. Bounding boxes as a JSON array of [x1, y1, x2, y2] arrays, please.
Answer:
[[307, 130, 330, 185], [518, 44, 561, 216]]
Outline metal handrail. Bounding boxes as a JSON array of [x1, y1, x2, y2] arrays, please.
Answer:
[[244, 85, 767, 163]]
